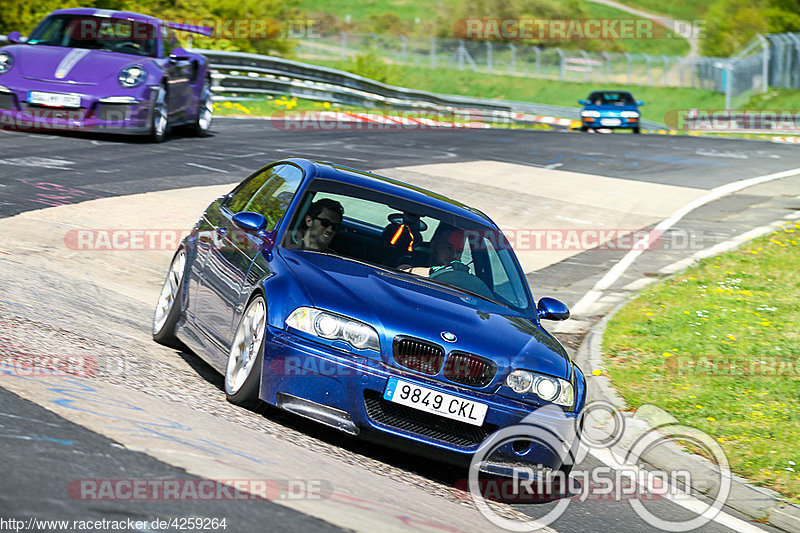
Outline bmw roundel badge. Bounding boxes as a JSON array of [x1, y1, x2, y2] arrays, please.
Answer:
[[441, 331, 457, 343]]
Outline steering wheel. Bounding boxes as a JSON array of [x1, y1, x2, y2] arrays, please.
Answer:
[[115, 41, 141, 53]]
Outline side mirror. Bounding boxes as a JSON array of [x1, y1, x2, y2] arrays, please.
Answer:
[[578, 99, 588, 105], [537, 297, 570, 321], [232, 211, 268, 233], [169, 47, 190, 61], [7, 31, 22, 44], [636, 101, 644, 106]]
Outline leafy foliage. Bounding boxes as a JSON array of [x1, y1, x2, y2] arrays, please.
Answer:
[[0, 0, 299, 55], [702, 0, 800, 56]]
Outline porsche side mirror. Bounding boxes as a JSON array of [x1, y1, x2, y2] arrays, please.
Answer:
[[636, 101, 644, 106], [7, 31, 22, 44], [169, 47, 190, 61], [537, 297, 570, 321], [578, 99, 588, 105]]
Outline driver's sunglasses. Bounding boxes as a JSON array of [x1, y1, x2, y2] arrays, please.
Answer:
[[314, 217, 341, 230]]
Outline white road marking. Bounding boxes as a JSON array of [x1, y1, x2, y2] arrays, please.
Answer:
[[589, 447, 769, 533], [571, 166, 800, 314], [0, 157, 74, 170], [185, 162, 229, 173]]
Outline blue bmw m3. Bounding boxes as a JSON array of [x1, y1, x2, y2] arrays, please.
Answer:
[[153, 158, 586, 474]]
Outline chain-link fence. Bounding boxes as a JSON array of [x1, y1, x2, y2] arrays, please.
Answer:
[[295, 32, 800, 109]]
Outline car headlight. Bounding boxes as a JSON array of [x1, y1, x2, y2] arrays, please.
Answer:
[[0, 52, 13, 74], [118, 65, 146, 88], [506, 369, 575, 407], [285, 307, 380, 351], [621, 111, 640, 118], [581, 110, 600, 118]]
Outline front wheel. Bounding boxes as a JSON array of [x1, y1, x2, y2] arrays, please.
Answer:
[[632, 126, 641, 134], [148, 85, 168, 143], [153, 249, 186, 348], [225, 295, 267, 408]]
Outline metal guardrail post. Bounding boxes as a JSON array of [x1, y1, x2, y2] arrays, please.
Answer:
[[400, 35, 407, 64], [486, 41, 493, 73], [724, 60, 733, 110], [602, 52, 610, 83], [508, 44, 516, 75], [429, 37, 437, 68], [340, 31, 347, 59], [534, 46, 541, 77], [624, 52, 632, 84], [661, 55, 669, 86], [556, 48, 565, 81], [757, 34, 769, 92]]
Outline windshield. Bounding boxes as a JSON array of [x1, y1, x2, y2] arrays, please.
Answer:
[[282, 182, 532, 311], [27, 15, 158, 57], [588, 92, 635, 106]]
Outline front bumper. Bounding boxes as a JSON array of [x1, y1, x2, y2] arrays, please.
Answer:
[[581, 115, 639, 129], [263, 326, 581, 470], [0, 80, 156, 134]]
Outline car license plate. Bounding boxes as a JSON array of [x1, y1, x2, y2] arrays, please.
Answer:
[[600, 118, 621, 126], [28, 91, 81, 108], [383, 377, 488, 426]]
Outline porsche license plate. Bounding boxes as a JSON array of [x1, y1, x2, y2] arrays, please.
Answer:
[[600, 118, 621, 126], [28, 91, 81, 108], [383, 378, 487, 426]]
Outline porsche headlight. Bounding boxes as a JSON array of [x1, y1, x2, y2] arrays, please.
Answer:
[[581, 110, 600, 118], [0, 52, 13, 75], [505, 370, 574, 407], [621, 111, 640, 118], [118, 65, 146, 88], [286, 307, 380, 351]]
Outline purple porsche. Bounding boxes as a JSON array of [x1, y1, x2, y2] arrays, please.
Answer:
[[0, 8, 214, 142]]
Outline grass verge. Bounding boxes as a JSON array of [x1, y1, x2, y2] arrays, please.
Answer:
[[602, 222, 800, 502]]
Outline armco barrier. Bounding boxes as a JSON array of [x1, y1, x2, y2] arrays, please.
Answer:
[[197, 49, 669, 131]]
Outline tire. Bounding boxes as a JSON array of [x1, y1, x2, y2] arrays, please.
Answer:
[[225, 295, 267, 408], [580, 126, 588, 132], [189, 78, 213, 137], [152, 249, 186, 348], [632, 126, 641, 134], [148, 85, 168, 143]]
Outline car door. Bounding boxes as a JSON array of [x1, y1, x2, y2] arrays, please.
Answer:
[[194, 163, 304, 352], [160, 27, 191, 118]]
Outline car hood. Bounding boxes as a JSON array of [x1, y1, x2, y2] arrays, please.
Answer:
[[11, 44, 148, 85], [281, 250, 571, 379], [584, 104, 639, 115]]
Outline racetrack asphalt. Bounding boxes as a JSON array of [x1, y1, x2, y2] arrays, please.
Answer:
[[0, 120, 798, 532]]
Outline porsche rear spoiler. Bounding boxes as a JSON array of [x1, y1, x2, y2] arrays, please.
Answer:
[[166, 22, 213, 37]]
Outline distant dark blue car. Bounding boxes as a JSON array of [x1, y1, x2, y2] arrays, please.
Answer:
[[579, 91, 643, 133], [153, 158, 586, 473]]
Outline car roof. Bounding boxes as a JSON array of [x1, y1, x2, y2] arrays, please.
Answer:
[[588, 90, 634, 97], [283, 158, 495, 227], [49, 8, 162, 25]]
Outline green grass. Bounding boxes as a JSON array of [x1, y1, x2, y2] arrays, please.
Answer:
[[582, 2, 690, 56], [745, 89, 800, 110], [297, 59, 725, 126], [298, 0, 691, 56], [299, 0, 433, 24], [603, 222, 800, 501], [609, 0, 718, 21]]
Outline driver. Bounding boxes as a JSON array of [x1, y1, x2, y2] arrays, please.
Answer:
[[287, 198, 344, 251], [406, 223, 467, 277]]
